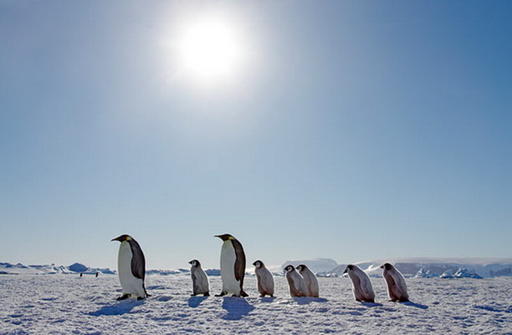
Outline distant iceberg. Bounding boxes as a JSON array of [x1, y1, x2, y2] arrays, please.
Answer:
[[453, 268, 483, 279]]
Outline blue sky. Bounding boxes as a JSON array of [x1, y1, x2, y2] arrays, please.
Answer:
[[1, 0, 510, 269]]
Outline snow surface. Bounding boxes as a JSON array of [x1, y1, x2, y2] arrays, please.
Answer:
[[0, 263, 114, 275], [1, 274, 511, 334]]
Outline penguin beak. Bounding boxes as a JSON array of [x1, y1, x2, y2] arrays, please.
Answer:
[[380, 265, 384, 269], [343, 267, 348, 274], [111, 236, 121, 242]]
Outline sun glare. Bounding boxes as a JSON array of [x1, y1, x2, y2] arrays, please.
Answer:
[[174, 16, 245, 85]]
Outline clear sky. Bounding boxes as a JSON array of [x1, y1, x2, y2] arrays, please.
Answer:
[[1, 0, 511, 269]]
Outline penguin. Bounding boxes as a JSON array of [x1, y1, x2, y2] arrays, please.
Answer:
[[215, 234, 248, 297], [111, 234, 148, 300], [284, 265, 307, 297], [253, 260, 274, 297], [344, 264, 375, 303], [189, 259, 210, 296], [296, 264, 319, 297], [381, 263, 409, 302]]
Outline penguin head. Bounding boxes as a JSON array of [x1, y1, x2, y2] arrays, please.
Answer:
[[253, 260, 264, 268], [380, 263, 393, 270], [343, 264, 355, 274], [189, 259, 200, 267], [111, 234, 132, 242], [295, 264, 307, 272], [284, 265, 295, 273], [215, 234, 235, 241]]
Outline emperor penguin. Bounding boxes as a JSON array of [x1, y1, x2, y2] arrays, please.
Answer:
[[296, 264, 319, 297], [189, 259, 210, 296], [215, 234, 248, 297], [111, 234, 148, 300], [284, 265, 307, 297], [344, 264, 375, 303], [253, 260, 274, 297], [381, 263, 409, 302]]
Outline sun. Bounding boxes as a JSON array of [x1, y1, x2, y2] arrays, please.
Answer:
[[174, 15, 245, 85]]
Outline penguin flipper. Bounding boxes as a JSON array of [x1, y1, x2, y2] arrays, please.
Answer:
[[128, 240, 146, 280], [232, 239, 246, 282]]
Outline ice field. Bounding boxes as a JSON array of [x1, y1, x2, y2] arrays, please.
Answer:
[[1, 274, 511, 334]]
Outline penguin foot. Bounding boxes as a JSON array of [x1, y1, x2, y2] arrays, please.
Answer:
[[137, 297, 146, 301], [191, 293, 197, 296], [215, 291, 227, 297], [240, 290, 248, 297], [116, 294, 130, 301], [204, 293, 210, 297]]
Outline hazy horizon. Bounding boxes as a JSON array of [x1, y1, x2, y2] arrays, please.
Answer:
[[1, 0, 511, 269]]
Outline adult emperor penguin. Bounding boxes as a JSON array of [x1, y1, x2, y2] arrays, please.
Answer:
[[215, 234, 248, 297], [284, 265, 307, 297], [381, 263, 409, 302], [189, 259, 210, 296], [111, 234, 148, 300], [253, 260, 274, 297], [344, 264, 375, 303], [296, 264, 319, 297]]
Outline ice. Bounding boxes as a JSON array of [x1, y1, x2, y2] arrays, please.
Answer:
[[1, 274, 511, 334]]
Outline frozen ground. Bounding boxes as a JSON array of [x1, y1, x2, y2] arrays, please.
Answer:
[[1, 274, 511, 334]]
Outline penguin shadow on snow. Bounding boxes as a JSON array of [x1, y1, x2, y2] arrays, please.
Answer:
[[221, 297, 255, 320], [361, 301, 383, 308], [293, 297, 328, 305], [89, 300, 144, 316], [400, 301, 429, 310], [188, 296, 208, 308], [259, 297, 276, 303]]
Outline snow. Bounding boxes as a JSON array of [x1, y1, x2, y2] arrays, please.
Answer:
[[1, 274, 511, 334], [0, 263, 114, 276]]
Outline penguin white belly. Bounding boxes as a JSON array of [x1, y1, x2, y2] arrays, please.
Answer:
[[118, 242, 145, 297], [220, 241, 241, 295], [192, 268, 209, 294]]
